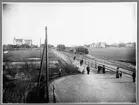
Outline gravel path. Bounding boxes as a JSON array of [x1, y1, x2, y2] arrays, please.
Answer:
[[49, 50, 136, 103], [51, 49, 71, 64], [49, 70, 136, 103]]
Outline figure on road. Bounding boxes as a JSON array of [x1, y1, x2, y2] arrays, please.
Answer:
[[73, 56, 76, 60], [116, 67, 119, 78], [132, 71, 136, 82], [103, 65, 105, 73], [80, 59, 84, 66], [98, 65, 100, 73], [98, 65, 102, 73], [86, 65, 90, 75], [119, 71, 122, 78], [59, 68, 62, 77]]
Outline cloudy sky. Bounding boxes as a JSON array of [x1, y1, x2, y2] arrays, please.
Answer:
[[2, 2, 137, 47]]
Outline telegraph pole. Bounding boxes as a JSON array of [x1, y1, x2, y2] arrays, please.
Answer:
[[45, 26, 49, 102], [40, 38, 41, 58], [93, 58, 97, 69]]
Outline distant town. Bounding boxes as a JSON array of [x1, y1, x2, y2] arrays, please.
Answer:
[[3, 37, 136, 52], [84, 42, 136, 48]]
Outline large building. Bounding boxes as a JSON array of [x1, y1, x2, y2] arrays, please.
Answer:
[[24, 39, 32, 46], [90, 42, 106, 48], [125, 42, 136, 48], [111, 43, 119, 47], [13, 38, 32, 46], [13, 38, 23, 45], [90, 43, 97, 48]]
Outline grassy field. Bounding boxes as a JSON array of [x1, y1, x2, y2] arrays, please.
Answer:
[[88, 47, 136, 65], [3, 48, 81, 103], [3, 48, 42, 62]]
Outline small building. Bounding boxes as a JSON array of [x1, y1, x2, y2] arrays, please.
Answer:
[[111, 43, 119, 47], [65, 47, 76, 53], [96, 42, 106, 48], [13, 38, 23, 45], [24, 39, 32, 46], [125, 43, 135, 48], [99, 42, 106, 48], [90, 42, 106, 48], [90, 43, 97, 48], [13, 37, 32, 46]]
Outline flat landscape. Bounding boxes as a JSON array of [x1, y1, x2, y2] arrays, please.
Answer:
[[3, 47, 136, 103], [3, 48, 81, 103], [48, 50, 136, 103], [3, 48, 42, 62], [3, 47, 136, 65], [88, 47, 136, 65]]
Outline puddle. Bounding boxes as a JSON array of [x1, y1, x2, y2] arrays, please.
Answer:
[[4, 51, 8, 54], [26, 58, 41, 60]]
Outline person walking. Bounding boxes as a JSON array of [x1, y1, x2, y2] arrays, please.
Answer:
[[116, 67, 119, 78], [98, 65, 100, 73], [80, 59, 84, 66], [59, 68, 62, 77], [86, 65, 90, 75], [73, 56, 76, 60], [103, 65, 105, 73], [132, 71, 136, 82], [119, 71, 122, 78]]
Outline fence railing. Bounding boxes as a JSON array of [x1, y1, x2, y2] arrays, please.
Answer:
[[65, 54, 133, 76]]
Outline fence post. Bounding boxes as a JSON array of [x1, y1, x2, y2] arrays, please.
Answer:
[[91, 62, 93, 68], [95, 59, 97, 69], [53, 85, 56, 103], [59, 68, 62, 77], [98, 66, 100, 73]]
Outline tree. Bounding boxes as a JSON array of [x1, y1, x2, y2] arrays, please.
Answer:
[[7, 44, 13, 51], [48, 44, 54, 48], [20, 44, 30, 48], [84, 44, 90, 48], [57, 44, 66, 51], [133, 42, 136, 47], [75, 46, 89, 54], [31, 44, 38, 48], [119, 43, 125, 47], [40, 44, 44, 48], [105, 44, 110, 47]]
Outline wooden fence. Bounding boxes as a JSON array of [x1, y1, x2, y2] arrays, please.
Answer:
[[66, 54, 133, 76]]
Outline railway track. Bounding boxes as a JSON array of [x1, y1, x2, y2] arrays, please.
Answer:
[[60, 51, 134, 76]]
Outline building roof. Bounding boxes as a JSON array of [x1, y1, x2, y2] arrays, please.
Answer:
[[24, 39, 32, 42], [126, 42, 133, 44], [15, 39, 23, 42]]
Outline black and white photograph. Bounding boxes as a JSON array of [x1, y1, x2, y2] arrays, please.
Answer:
[[2, 2, 137, 103]]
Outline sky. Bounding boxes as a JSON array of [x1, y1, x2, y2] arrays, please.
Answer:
[[2, 2, 137, 47]]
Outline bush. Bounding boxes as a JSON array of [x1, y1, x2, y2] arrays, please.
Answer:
[[57, 44, 66, 51], [62, 63, 81, 74], [48, 44, 54, 48], [75, 46, 89, 54], [119, 43, 126, 47], [3, 61, 39, 103]]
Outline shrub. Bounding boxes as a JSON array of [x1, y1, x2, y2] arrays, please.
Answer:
[[57, 44, 66, 51], [3, 61, 39, 103], [75, 46, 89, 54]]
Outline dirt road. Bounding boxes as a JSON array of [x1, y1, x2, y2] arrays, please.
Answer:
[[49, 50, 136, 103], [61, 51, 134, 75], [51, 49, 71, 64], [49, 70, 136, 103]]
